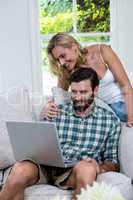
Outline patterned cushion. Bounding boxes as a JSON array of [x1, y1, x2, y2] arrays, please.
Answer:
[[0, 87, 33, 169]]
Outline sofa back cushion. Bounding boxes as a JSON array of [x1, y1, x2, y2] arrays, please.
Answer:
[[119, 124, 133, 179], [0, 87, 33, 169]]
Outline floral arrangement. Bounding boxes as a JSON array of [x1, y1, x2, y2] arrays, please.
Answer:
[[77, 182, 125, 200]]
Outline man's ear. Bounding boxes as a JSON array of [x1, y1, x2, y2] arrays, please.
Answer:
[[94, 86, 99, 96]]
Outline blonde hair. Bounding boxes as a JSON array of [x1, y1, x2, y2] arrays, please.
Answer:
[[47, 32, 84, 76]]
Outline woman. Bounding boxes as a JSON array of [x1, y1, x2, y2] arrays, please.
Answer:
[[42, 32, 133, 126]]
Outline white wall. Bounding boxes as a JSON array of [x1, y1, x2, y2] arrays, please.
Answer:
[[110, 0, 133, 83], [0, 0, 42, 92]]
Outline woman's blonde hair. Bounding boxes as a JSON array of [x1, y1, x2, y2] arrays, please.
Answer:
[[47, 32, 84, 76]]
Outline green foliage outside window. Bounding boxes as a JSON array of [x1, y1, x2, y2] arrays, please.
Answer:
[[40, 12, 73, 34], [77, 0, 110, 32], [39, 0, 110, 33]]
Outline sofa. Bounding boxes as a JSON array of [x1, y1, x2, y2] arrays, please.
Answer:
[[0, 87, 133, 200]]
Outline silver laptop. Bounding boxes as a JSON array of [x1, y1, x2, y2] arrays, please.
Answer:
[[6, 121, 76, 168]]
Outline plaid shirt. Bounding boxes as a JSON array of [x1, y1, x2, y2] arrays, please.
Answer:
[[49, 102, 121, 165]]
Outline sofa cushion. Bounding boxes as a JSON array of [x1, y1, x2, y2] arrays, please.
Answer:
[[25, 185, 72, 200], [119, 125, 133, 179], [0, 87, 33, 169], [0, 169, 132, 200], [24, 172, 133, 200], [97, 172, 133, 200]]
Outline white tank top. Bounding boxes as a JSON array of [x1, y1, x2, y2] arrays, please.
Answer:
[[97, 69, 124, 104]]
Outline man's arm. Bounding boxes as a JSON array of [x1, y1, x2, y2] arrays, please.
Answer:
[[100, 115, 121, 174]]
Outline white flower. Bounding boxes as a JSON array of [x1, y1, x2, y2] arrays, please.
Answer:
[[77, 182, 125, 200]]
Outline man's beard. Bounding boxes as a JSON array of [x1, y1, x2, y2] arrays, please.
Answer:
[[73, 94, 94, 113]]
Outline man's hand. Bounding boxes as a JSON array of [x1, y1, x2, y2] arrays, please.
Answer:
[[85, 159, 118, 174], [99, 161, 119, 174]]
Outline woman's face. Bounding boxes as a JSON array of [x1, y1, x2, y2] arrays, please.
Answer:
[[52, 43, 78, 73]]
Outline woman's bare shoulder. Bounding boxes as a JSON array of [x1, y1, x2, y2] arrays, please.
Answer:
[[84, 44, 97, 51], [84, 44, 105, 53], [85, 43, 110, 50], [83, 44, 100, 56], [100, 43, 111, 51], [85, 44, 111, 58]]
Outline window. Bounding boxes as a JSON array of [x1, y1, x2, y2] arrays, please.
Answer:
[[39, 0, 110, 95]]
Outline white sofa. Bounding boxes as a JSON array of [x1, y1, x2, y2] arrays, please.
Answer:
[[0, 87, 133, 200]]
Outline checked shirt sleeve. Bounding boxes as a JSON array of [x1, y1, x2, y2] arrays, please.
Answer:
[[103, 116, 121, 165]]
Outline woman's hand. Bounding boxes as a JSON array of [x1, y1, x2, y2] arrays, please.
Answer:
[[40, 99, 59, 120], [127, 116, 133, 127]]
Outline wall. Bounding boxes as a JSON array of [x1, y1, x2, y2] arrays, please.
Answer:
[[0, 0, 42, 93], [110, 0, 133, 84]]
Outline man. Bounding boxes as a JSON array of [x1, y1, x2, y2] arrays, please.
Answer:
[[0, 67, 121, 200]]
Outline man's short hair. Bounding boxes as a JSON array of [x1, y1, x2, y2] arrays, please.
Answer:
[[70, 67, 99, 90]]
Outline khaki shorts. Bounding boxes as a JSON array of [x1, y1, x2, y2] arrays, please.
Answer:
[[0, 166, 12, 188], [0, 162, 73, 190], [38, 165, 73, 189]]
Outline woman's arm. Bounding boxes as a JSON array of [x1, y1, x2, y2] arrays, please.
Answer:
[[101, 44, 133, 126], [40, 70, 70, 120]]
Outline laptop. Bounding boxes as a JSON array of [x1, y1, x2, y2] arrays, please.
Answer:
[[6, 121, 76, 168]]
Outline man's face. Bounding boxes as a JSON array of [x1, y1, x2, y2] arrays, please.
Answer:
[[71, 80, 97, 112]]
